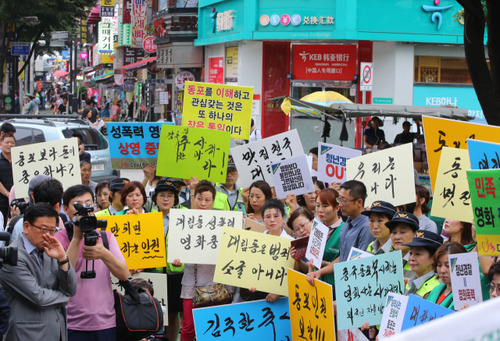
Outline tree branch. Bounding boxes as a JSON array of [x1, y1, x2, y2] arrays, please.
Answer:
[[16, 30, 42, 77]]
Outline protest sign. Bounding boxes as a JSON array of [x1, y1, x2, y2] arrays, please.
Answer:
[[244, 217, 267, 233], [305, 219, 329, 269], [107, 122, 174, 169], [287, 269, 335, 341], [466, 169, 500, 256], [271, 155, 314, 199], [111, 272, 168, 324], [334, 251, 404, 330], [346, 143, 415, 206], [156, 125, 231, 183], [182, 81, 254, 139], [337, 329, 369, 341], [467, 139, 500, 170], [348, 247, 373, 261], [400, 294, 454, 331], [167, 209, 243, 265], [231, 130, 304, 188], [389, 295, 500, 341], [422, 116, 500, 191], [193, 298, 291, 341], [98, 212, 166, 270], [431, 147, 472, 222], [12, 138, 81, 197], [378, 293, 409, 339], [214, 227, 295, 296], [449, 252, 483, 309], [318, 142, 362, 183]]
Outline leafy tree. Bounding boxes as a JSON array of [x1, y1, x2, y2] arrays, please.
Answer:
[[456, 0, 500, 125]]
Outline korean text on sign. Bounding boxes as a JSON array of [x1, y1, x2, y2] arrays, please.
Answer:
[[422, 116, 500, 191], [108, 122, 174, 169], [98, 212, 166, 270], [467, 169, 500, 256], [346, 143, 415, 207], [231, 130, 305, 188], [449, 252, 483, 309], [317, 142, 361, 184], [214, 227, 295, 296], [167, 209, 243, 265], [467, 139, 500, 170], [305, 220, 329, 269], [400, 294, 454, 331], [182, 81, 254, 139], [288, 269, 335, 341], [334, 251, 404, 330], [271, 154, 315, 200], [431, 147, 472, 222], [156, 125, 231, 183], [12, 138, 81, 197], [193, 297, 291, 341], [378, 293, 408, 339]]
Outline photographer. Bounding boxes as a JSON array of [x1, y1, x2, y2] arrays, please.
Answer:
[[55, 185, 129, 340]]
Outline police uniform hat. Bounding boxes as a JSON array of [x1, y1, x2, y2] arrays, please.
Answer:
[[228, 155, 236, 169], [361, 200, 396, 218], [109, 178, 130, 191], [403, 230, 443, 251], [154, 180, 179, 195], [385, 211, 420, 232]]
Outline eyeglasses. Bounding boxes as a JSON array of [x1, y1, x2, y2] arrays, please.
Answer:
[[336, 196, 358, 205], [489, 283, 500, 294], [30, 223, 57, 235], [294, 220, 312, 233]]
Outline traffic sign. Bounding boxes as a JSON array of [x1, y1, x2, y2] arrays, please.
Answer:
[[11, 42, 30, 56], [360, 62, 373, 91]]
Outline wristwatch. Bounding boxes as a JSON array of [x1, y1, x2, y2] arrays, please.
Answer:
[[58, 256, 70, 266]]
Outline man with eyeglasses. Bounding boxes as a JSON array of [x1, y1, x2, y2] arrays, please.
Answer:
[[337, 180, 374, 262], [0, 203, 77, 341]]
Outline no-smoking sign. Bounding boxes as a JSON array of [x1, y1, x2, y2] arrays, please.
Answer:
[[360, 62, 373, 91]]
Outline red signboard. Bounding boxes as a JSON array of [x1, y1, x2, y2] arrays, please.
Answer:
[[208, 57, 224, 84], [292, 44, 357, 81], [142, 36, 157, 53]]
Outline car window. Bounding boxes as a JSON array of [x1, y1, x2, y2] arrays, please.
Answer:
[[13, 127, 46, 146], [67, 128, 108, 150]]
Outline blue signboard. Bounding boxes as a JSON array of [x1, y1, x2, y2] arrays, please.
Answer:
[[11, 43, 30, 56], [192, 298, 291, 341], [401, 294, 454, 331], [468, 140, 500, 170], [413, 85, 486, 124], [107, 122, 174, 169]]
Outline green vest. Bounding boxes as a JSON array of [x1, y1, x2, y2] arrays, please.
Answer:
[[319, 222, 344, 286], [427, 283, 455, 310], [213, 185, 246, 212], [405, 275, 440, 299]]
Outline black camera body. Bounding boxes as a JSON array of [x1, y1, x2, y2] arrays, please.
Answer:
[[0, 232, 17, 268], [10, 198, 30, 215]]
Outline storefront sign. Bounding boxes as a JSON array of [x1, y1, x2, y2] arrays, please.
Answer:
[[292, 44, 357, 81], [175, 71, 195, 90], [259, 14, 334, 27], [225, 46, 238, 81], [216, 9, 235, 32], [98, 21, 114, 54], [208, 56, 224, 84], [142, 36, 157, 53], [100, 0, 115, 17], [131, 0, 147, 48]]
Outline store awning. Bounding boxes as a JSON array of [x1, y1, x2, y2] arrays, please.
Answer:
[[115, 56, 157, 74], [87, 6, 100, 24], [90, 71, 114, 84]]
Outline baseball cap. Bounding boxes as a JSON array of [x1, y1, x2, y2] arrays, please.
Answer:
[[28, 175, 51, 194], [154, 180, 179, 195], [403, 230, 443, 251], [385, 211, 420, 232], [361, 200, 396, 218], [109, 178, 130, 191]]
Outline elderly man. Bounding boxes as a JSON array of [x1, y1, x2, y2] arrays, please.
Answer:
[[0, 203, 77, 341]]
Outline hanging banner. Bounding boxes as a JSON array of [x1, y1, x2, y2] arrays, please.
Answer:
[[231, 130, 305, 188], [98, 21, 114, 54], [318, 142, 362, 184], [271, 154, 315, 200], [131, 0, 147, 48], [346, 143, 415, 207]]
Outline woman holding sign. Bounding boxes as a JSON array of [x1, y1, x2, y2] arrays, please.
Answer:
[[427, 241, 467, 309], [115, 181, 149, 215]]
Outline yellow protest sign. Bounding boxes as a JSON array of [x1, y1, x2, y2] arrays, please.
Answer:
[[182, 81, 254, 139], [423, 116, 500, 191], [98, 212, 166, 270], [287, 269, 335, 341], [214, 227, 295, 296], [431, 147, 473, 222]]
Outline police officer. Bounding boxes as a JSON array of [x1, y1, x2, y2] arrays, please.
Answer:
[[94, 178, 129, 216], [213, 155, 246, 213]]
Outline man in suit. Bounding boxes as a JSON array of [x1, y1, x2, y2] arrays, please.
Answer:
[[0, 203, 77, 341]]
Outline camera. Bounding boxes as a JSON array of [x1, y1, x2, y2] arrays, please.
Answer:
[[73, 202, 107, 279], [0, 232, 17, 268], [10, 198, 30, 215]]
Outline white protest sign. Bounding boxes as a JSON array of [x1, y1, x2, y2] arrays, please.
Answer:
[[389, 293, 500, 341], [231, 130, 304, 188], [318, 142, 362, 183], [449, 252, 483, 309], [346, 143, 416, 206], [378, 293, 409, 339], [348, 247, 373, 261], [271, 154, 314, 199], [11, 138, 81, 197], [167, 209, 243, 265], [111, 272, 169, 325], [305, 219, 329, 269]]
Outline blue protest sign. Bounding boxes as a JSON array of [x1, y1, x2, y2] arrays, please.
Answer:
[[401, 294, 454, 331], [107, 122, 174, 169], [467, 139, 500, 170], [334, 251, 405, 330], [192, 298, 291, 341]]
